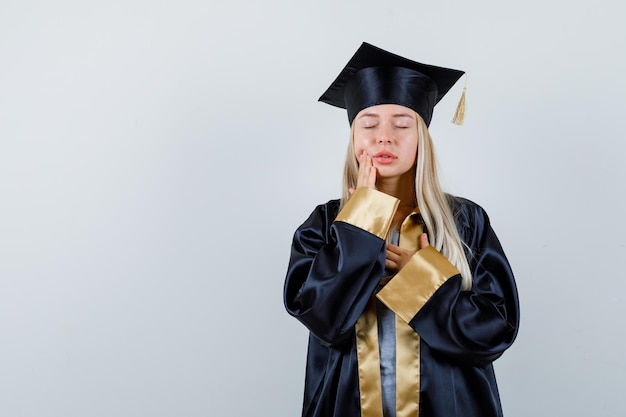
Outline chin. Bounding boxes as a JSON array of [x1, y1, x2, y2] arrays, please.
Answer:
[[378, 168, 415, 182]]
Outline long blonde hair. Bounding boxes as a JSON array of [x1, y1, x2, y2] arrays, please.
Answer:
[[341, 113, 473, 290]]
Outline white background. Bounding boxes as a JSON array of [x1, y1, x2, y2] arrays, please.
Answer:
[[1, 1, 625, 416]]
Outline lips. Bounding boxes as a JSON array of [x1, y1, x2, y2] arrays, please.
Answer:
[[373, 151, 397, 164]]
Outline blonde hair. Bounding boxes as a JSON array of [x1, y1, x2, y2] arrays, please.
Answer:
[[341, 113, 473, 290]]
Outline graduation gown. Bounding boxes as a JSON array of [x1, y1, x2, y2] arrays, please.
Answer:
[[284, 188, 520, 417]]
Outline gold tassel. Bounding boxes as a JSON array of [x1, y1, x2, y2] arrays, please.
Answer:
[[451, 76, 467, 125]]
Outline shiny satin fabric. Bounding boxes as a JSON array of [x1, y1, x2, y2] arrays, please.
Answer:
[[336, 188, 399, 240], [355, 299, 422, 417], [355, 298, 384, 417], [395, 316, 420, 417], [394, 212, 423, 417], [344, 66, 438, 126], [284, 196, 519, 417], [317, 42, 465, 127], [355, 212, 426, 417], [377, 247, 460, 324]]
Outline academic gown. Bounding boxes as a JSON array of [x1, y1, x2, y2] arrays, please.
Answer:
[[284, 188, 520, 417]]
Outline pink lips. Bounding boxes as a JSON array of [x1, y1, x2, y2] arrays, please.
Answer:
[[373, 151, 397, 164]]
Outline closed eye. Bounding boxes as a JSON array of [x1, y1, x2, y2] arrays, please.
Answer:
[[359, 122, 378, 129]]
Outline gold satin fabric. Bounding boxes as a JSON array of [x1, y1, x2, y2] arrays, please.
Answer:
[[356, 298, 384, 417], [394, 213, 423, 417], [377, 247, 459, 324], [399, 211, 423, 253], [356, 307, 422, 417], [335, 188, 399, 239], [355, 210, 426, 417], [347, 192, 459, 417], [395, 318, 420, 417]]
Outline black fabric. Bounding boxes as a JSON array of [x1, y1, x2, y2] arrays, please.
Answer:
[[284, 197, 519, 417], [343, 67, 438, 126], [318, 42, 464, 126]]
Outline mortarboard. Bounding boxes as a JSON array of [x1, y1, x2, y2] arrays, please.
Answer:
[[319, 42, 465, 126]]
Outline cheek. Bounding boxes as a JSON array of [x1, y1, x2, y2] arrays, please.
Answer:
[[411, 137, 419, 158], [404, 138, 418, 165], [352, 137, 368, 156]]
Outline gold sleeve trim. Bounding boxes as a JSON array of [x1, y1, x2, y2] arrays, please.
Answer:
[[376, 247, 459, 323], [335, 188, 399, 239]]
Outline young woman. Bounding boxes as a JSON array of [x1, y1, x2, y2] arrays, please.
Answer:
[[284, 42, 519, 417]]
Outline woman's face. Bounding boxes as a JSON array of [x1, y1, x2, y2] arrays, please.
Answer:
[[352, 104, 419, 180]]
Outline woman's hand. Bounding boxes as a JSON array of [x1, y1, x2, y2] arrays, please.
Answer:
[[349, 151, 377, 194], [385, 244, 415, 274], [384, 233, 430, 275], [419, 232, 430, 250]]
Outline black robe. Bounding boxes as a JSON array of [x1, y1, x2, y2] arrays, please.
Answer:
[[284, 188, 519, 417]]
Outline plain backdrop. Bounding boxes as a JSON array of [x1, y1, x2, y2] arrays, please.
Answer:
[[1, 1, 625, 416]]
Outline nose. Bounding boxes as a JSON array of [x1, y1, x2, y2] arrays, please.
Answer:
[[377, 126, 393, 144]]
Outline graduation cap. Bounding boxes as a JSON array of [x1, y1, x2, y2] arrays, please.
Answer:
[[319, 42, 466, 126]]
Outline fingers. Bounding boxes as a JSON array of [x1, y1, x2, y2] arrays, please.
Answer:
[[385, 245, 399, 272], [386, 244, 401, 257], [386, 244, 417, 273], [367, 167, 376, 188], [387, 243, 401, 251], [386, 248, 400, 263], [385, 244, 404, 273], [385, 259, 398, 272], [387, 244, 413, 257], [419, 232, 430, 249], [357, 151, 377, 189]]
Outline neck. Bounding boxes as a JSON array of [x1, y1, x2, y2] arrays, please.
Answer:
[[376, 172, 417, 210]]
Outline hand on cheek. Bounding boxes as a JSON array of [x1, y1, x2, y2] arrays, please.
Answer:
[[349, 151, 377, 195]]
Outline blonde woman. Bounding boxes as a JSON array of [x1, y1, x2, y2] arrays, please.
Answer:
[[284, 42, 519, 417]]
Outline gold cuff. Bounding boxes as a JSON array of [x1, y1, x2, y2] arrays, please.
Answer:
[[376, 247, 459, 323], [335, 188, 399, 239]]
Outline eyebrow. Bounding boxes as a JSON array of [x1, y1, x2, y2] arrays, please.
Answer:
[[357, 112, 414, 119]]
